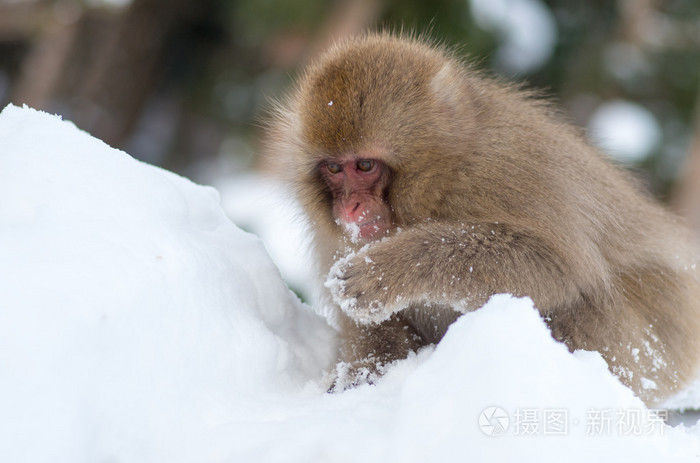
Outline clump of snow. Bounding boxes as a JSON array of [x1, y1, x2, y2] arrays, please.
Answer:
[[665, 375, 700, 412], [2, 104, 700, 462], [339, 218, 362, 243]]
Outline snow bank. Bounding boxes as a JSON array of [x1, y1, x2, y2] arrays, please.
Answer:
[[1, 104, 699, 462], [212, 173, 317, 301], [0, 104, 334, 461]]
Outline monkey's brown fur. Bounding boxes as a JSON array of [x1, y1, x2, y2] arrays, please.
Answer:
[[266, 32, 700, 405]]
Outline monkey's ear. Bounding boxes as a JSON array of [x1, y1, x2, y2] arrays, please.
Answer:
[[430, 63, 462, 112]]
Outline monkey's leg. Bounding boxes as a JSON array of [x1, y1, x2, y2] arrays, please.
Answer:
[[329, 221, 587, 324], [330, 313, 425, 391]]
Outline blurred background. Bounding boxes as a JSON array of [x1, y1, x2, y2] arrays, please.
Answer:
[[1, 0, 699, 296]]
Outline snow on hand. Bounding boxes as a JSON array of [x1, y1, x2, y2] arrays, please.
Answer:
[[1, 104, 699, 462]]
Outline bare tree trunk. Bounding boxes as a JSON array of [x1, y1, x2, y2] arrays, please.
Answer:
[[10, 0, 201, 151], [310, 0, 383, 59], [65, 0, 186, 148], [11, 4, 81, 108], [672, 91, 700, 236]]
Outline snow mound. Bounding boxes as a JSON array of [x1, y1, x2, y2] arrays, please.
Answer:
[[0, 104, 334, 462], [1, 104, 699, 462]]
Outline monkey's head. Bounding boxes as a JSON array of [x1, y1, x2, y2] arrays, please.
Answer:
[[274, 33, 477, 244]]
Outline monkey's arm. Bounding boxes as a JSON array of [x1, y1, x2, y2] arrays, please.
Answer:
[[327, 221, 584, 324]]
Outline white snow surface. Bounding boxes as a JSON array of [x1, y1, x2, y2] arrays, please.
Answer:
[[2, 104, 700, 462]]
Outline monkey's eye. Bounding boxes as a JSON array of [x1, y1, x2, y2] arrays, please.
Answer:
[[326, 162, 342, 174], [356, 159, 375, 172]]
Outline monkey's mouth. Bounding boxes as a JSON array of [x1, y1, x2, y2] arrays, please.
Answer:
[[339, 218, 384, 241], [355, 218, 388, 240]]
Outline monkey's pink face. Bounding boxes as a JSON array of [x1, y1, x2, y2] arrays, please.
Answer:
[[320, 157, 392, 241]]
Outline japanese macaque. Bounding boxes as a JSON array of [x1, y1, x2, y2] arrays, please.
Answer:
[[265, 32, 700, 405]]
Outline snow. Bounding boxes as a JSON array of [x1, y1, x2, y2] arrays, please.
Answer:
[[2, 103, 700, 462], [210, 173, 317, 301]]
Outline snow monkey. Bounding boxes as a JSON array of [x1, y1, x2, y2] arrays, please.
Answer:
[[265, 32, 700, 405]]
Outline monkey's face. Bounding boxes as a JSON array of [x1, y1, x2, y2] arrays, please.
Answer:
[[293, 37, 462, 240], [319, 155, 392, 241]]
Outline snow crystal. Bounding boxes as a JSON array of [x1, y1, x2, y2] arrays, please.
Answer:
[[642, 378, 658, 391], [631, 347, 641, 363]]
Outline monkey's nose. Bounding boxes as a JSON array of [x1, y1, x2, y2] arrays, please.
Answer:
[[341, 201, 361, 222]]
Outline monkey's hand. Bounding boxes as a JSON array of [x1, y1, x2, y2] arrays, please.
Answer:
[[327, 360, 380, 392], [325, 241, 412, 324], [326, 222, 580, 324]]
